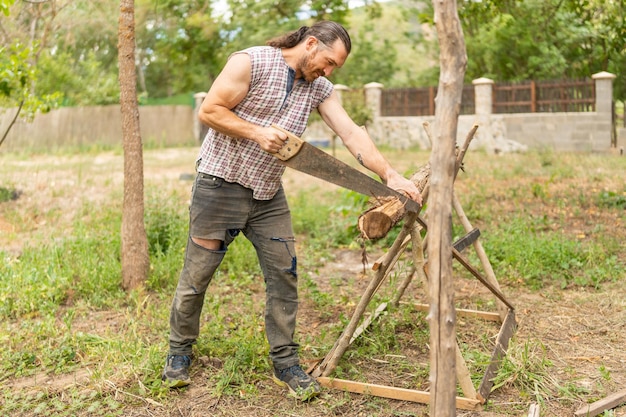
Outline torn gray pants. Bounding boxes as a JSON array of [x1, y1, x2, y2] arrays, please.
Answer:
[[168, 173, 300, 369]]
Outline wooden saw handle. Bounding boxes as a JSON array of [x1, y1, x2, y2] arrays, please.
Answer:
[[270, 124, 304, 161]]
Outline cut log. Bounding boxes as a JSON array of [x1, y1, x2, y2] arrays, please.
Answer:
[[358, 198, 408, 240], [357, 125, 476, 240], [357, 163, 430, 240]]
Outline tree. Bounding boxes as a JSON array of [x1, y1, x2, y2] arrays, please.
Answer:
[[0, 0, 120, 106], [134, 0, 224, 99], [118, 0, 149, 291], [331, 18, 399, 88], [0, 0, 60, 148], [0, 0, 15, 15], [413, 0, 624, 101], [428, 1, 466, 415]]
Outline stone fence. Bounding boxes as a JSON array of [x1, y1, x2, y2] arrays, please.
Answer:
[[1, 72, 622, 153], [0, 105, 195, 152], [304, 71, 622, 153]]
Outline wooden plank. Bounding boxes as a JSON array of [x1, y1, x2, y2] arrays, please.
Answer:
[[574, 389, 626, 417], [406, 303, 502, 322], [452, 228, 481, 253], [317, 377, 482, 411], [350, 302, 388, 344], [528, 403, 540, 417], [477, 309, 517, 401], [456, 343, 477, 400]]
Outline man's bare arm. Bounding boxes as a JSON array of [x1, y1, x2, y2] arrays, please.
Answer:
[[198, 53, 287, 153], [318, 91, 422, 203]]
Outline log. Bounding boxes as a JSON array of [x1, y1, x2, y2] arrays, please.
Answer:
[[357, 163, 430, 239], [357, 125, 476, 241]]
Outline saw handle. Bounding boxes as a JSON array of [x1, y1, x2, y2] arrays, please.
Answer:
[[270, 124, 304, 161]]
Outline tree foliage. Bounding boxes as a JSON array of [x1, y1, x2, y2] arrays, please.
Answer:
[[0, 0, 623, 105], [0, 0, 61, 148], [415, 0, 624, 99]]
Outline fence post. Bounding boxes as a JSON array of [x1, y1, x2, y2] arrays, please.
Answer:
[[592, 71, 616, 114], [472, 77, 494, 115], [364, 82, 384, 121], [334, 84, 348, 107], [193, 92, 207, 143], [592, 72, 617, 150]]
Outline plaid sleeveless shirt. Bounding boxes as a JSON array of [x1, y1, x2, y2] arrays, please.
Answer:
[[196, 46, 334, 200]]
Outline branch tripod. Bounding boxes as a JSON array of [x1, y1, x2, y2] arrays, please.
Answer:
[[309, 125, 517, 411]]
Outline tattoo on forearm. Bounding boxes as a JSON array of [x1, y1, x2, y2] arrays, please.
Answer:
[[357, 153, 364, 166]]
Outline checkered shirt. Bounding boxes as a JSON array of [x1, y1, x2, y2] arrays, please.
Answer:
[[196, 46, 334, 200]]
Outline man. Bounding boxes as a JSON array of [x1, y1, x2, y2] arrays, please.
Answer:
[[162, 20, 422, 401]]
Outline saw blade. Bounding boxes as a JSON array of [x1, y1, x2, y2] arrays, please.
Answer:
[[279, 141, 421, 213]]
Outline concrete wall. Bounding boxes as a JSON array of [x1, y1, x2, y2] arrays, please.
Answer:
[[0, 104, 195, 151], [1, 73, 621, 153], [349, 72, 619, 153]]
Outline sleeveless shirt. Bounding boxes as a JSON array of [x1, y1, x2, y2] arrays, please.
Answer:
[[196, 46, 334, 200]]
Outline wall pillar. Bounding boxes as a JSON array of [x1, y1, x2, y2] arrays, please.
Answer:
[[363, 82, 384, 143], [472, 77, 494, 115], [592, 71, 616, 150], [364, 82, 384, 121], [592, 71, 616, 114], [334, 84, 348, 107]]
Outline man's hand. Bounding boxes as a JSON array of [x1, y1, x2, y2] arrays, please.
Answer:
[[386, 172, 423, 205], [254, 126, 288, 154]]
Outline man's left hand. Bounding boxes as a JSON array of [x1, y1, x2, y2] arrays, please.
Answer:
[[386, 173, 422, 205]]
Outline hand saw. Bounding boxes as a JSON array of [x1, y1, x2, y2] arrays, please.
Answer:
[[270, 124, 421, 213]]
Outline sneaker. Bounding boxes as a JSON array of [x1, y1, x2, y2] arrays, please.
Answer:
[[272, 365, 322, 401], [162, 354, 192, 388]]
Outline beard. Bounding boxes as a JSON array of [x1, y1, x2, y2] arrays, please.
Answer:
[[297, 50, 324, 83]]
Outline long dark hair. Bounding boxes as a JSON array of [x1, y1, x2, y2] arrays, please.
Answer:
[[266, 21, 351, 54]]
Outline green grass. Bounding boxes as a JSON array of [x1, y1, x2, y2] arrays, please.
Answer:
[[0, 148, 624, 415]]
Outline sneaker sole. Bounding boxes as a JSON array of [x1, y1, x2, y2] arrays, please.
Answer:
[[271, 375, 320, 401], [162, 377, 191, 389]]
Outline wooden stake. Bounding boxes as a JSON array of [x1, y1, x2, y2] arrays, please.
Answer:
[[312, 212, 420, 378], [574, 389, 626, 417]]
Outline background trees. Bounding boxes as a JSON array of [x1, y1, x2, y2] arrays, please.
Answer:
[[0, 0, 623, 105]]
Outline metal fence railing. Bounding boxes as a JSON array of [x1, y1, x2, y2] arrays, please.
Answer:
[[377, 78, 595, 117], [493, 79, 595, 113]]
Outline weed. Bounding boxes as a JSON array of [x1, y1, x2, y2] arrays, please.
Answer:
[[491, 339, 557, 405], [596, 189, 626, 209], [484, 215, 622, 289], [0, 185, 20, 202], [1, 147, 624, 416]]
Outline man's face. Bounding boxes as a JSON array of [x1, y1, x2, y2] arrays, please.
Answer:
[[298, 38, 348, 82]]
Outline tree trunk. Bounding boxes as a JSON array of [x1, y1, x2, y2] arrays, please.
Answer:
[[428, 1, 467, 416], [118, 0, 149, 291]]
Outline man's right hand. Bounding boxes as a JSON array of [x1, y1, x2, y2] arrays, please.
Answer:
[[255, 126, 288, 154]]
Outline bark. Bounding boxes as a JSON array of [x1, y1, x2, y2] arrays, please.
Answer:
[[118, 0, 149, 291], [357, 163, 430, 240], [428, 1, 467, 416]]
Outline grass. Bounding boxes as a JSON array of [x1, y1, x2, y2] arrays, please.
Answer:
[[0, 147, 624, 416]]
